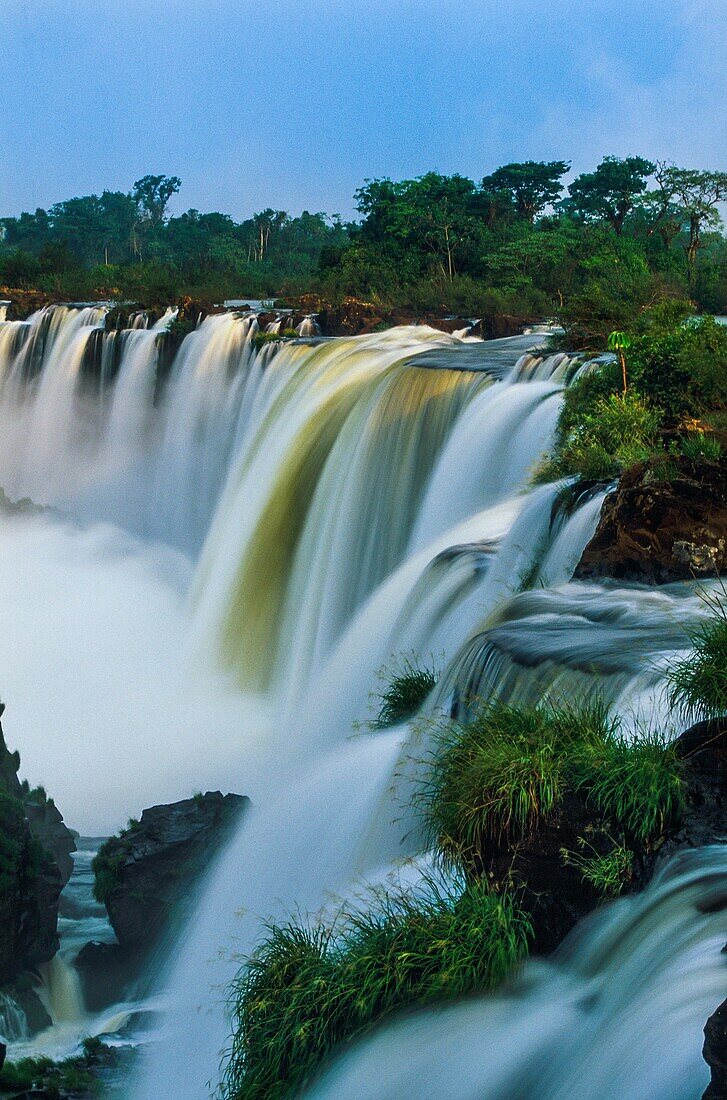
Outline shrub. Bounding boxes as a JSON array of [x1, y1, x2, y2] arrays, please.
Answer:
[[371, 658, 438, 729], [421, 701, 617, 866], [667, 595, 727, 720], [0, 1051, 100, 1093], [628, 315, 727, 424], [92, 839, 127, 903], [222, 879, 530, 1100], [538, 390, 663, 482]]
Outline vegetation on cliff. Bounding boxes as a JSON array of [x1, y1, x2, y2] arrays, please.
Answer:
[[538, 309, 727, 486]]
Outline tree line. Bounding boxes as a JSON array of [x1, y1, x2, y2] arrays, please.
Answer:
[[1, 158, 726, 342]]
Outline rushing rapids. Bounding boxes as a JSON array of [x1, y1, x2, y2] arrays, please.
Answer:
[[0, 306, 721, 1096]]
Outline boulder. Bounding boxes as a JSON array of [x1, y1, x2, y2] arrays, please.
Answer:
[[703, 996, 727, 1099], [74, 941, 137, 1013], [95, 792, 248, 952], [576, 456, 727, 584]]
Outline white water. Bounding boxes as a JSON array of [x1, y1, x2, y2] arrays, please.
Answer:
[[308, 845, 727, 1100], [0, 306, 720, 1095]]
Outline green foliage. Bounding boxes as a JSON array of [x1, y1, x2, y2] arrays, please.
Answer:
[[420, 701, 684, 873], [421, 701, 618, 867], [371, 658, 438, 729], [221, 879, 530, 1100], [92, 832, 132, 903], [0, 1047, 101, 1094], [251, 332, 288, 351], [561, 838, 633, 897], [667, 594, 727, 719], [573, 731, 685, 845], [566, 156, 655, 235], [679, 431, 722, 461], [538, 390, 663, 482], [627, 315, 727, 423]]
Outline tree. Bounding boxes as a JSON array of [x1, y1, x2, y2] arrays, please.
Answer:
[[354, 173, 482, 280], [568, 156, 655, 235], [131, 175, 182, 227], [608, 330, 631, 393], [654, 164, 727, 274], [481, 160, 570, 222]]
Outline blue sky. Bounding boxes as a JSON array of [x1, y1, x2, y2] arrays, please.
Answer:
[[1, 0, 725, 220]]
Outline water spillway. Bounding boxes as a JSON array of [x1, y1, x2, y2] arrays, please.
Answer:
[[0, 306, 720, 1096]]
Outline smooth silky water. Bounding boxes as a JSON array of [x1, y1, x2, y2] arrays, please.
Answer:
[[0, 307, 721, 1096]]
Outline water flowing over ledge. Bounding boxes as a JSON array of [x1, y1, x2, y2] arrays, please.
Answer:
[[0, 305, 718, 1095]]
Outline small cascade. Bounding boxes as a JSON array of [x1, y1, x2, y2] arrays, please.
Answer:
[[308, 845, 727, 1100], [36, 955, 86, 1026], [0, 993, 30, 1043], [435, 579, 707, 731], [296, 314, 320, 337]]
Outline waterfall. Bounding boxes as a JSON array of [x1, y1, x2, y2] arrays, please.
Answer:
[[307, 845, 727, 1100], [0, 993, 30, 1043], [0, 305, 717, 1094]]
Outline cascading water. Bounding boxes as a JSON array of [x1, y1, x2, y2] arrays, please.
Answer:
[[0, 305, 719, 1096], [307, 845, 727, 1100]]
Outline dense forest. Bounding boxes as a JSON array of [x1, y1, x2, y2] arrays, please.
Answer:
[[2, 158, 727, 345]]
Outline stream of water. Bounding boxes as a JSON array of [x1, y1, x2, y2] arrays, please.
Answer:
[[0, 306, 722, 1096]]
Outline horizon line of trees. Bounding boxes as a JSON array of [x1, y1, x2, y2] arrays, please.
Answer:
[[2, 157, 726, 341]]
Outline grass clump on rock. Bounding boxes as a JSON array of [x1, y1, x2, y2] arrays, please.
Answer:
[[421, 701, 617, 867], [371, 657, 438, 729], [420, 700, 685, 876], [667, 594, 727, 721], [221, 878, 530, 1100]]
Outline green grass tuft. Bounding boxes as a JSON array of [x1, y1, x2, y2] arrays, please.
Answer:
[[667, 595, 727, 720], [420, 700, 685, 871], [537, 390, 664, 483], [420, 701, 617, 866], [371, 657, 438, 729], [572, 729, 685, 845], [679, 431, 722, 461], [561, 838, 633, 897], [221, 878, 530, 1100]]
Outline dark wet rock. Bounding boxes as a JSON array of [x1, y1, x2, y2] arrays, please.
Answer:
[[703, 996, 727, 1099], [0, 709, 74, 985], [478, 789, 615, 954], [576, 456, 727, 584], [0, 973, 53, 1035], [24, 799, 76, 887], [635, 719, 727, 894], [95, 792, 248, 952], [74, 941, 138, 1013]]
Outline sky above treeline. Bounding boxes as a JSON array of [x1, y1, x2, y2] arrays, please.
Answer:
[[1, 0, 725, 221]]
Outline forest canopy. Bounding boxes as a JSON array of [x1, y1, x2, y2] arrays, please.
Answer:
[[2, 158, 726, 341]]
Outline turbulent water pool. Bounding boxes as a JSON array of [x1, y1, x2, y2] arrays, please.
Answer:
[[0, 305, 723, 1098]]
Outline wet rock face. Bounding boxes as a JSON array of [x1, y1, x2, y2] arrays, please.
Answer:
[[703, 996, 727, 1100], [96, 792, 249, 952], [0, 710, 74, 985], [575, 456, 727, 584]]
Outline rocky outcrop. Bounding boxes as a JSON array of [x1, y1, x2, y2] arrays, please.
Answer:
[[93, 792, 248, 952], [576, 456, 727, 584], [0, 706, 75, 985], [481, 719, 726, 954], [703, 996, 727, 1099]]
